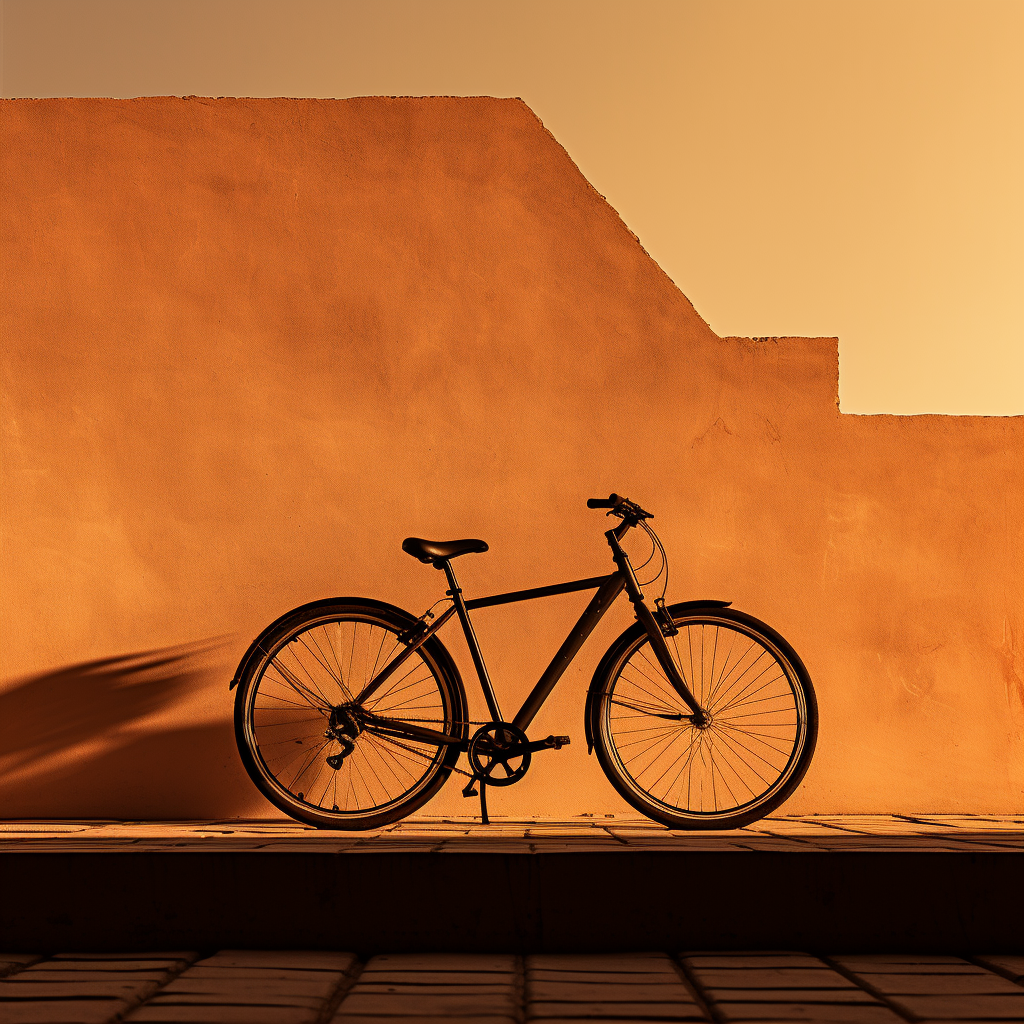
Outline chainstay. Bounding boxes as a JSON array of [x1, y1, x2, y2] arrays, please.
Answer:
[[369, 729, 476, 779]]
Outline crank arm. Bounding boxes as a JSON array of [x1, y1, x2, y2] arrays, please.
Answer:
[[476, 735, 571, 759], [527, 734, 571, 752]]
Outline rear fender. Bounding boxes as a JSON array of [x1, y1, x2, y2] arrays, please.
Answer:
[[229, 596, 423, 690]]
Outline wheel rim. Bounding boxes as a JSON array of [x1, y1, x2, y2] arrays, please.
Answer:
[[244, 614, 453, 819], [601, 616, 809, 821]]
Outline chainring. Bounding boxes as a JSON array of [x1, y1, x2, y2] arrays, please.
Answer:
[[467, 722, 531, 787]]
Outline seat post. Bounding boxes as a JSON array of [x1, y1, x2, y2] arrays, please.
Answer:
[[437, 558, 503, 724], [437, 558, 461, 593]]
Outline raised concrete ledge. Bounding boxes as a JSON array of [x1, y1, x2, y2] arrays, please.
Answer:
[[2, 817, 1020, 953], [2, 815, 1023, 853]]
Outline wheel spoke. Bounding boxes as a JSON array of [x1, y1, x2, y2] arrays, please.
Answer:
[[600, 615, 812, 824], [239, 609, 461, 826]]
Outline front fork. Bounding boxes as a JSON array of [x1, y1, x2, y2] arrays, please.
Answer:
[[605, 529, 707, 725]]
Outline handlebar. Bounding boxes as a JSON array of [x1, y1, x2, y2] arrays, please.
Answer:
[[586, 494, 654, 522]]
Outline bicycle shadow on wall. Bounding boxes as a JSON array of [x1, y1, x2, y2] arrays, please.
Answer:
[[0, 640, 260, 818]]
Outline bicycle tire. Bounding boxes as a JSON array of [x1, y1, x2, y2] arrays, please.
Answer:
[[588, 604, 817, 829], [233, 598, 467, 829]]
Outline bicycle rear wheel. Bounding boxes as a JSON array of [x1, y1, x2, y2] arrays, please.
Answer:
[[233, 599, 467, 829], [589, 605, 816, 829]]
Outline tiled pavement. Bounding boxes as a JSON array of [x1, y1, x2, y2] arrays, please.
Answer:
[[1, 815, 1022, 851], [0, 951, 1022, 1023]]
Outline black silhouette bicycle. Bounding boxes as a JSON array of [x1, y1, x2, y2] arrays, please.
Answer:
[[231, 495, 817, 829]]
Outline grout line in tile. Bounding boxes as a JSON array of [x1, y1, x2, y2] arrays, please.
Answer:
[[315, 954, 365, 1024], [671, 953, 721, 1023], [965, 955, 1024, 988], [599, 826, 630, 845], [513, 952, 526, 1024], [99, 948, 201, 1023], [819, 953, 919, 1022], [0, 956, 44, 979]]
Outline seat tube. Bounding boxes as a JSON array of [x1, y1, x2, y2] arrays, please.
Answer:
[[441, 560, 504, 723]]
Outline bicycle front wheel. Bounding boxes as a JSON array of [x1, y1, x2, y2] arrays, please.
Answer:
[[233, 599, 467, 829], [590, 606, 817, 829]]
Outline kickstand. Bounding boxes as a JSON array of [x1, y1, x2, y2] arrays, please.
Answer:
[[461, 775, 490, 825]]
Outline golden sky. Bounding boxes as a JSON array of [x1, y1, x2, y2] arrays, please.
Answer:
[[2, 0, 1021, 414]]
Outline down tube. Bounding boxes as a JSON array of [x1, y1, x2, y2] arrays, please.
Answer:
[[512, 574, 625, 733]]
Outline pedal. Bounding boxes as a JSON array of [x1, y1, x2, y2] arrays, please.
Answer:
[[462, 779, 479, 797], [528, 734, 571, 752]]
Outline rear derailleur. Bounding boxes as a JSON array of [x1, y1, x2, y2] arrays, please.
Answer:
[[324, 706, 362, 769]]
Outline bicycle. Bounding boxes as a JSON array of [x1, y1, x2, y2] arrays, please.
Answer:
[[230, 495, 817, 830]]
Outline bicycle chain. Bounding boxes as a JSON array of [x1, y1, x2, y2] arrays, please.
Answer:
[[361, 714, 506, 781], [370, 730, 476, 779]]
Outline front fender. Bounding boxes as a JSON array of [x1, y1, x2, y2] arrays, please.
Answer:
[[582, 599, 731, 753]]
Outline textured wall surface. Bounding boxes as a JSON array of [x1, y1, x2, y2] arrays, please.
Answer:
[[1, 96, 1021, 817]]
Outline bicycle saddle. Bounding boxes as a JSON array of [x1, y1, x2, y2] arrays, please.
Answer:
[[402, 537, 488, 564]]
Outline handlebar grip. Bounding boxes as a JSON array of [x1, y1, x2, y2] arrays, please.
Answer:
[[587, 494, 622, 509]]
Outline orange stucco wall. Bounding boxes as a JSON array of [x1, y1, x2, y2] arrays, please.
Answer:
[[1, 97, 1021, 818]]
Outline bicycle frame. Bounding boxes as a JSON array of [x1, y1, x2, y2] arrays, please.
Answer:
[[352, 523, 704, 749]]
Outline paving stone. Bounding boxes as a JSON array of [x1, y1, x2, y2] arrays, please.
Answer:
[[853, 973, 1024, 995], [359, 971, 512, 984], [684, 952, 816, 958], [180, 968, 343, 982], [528, 980, 696, 1001], [527, 954, 677, 974], [0, 1000, 129, 1023], [685, 957, 827, 969], [691, 969, 855, 989], [51, 954, 197, 962], [163, 978, 337, 998], [356, 983, 514, 994], [146, 993, 323, 1008], [834, 963, 984, 974], [337, 992, 515, 1014], [333, 1018, 514, 1024], [194, 952, 355, 972], [527, 1002, 705, 1019], [17, 972, 169, 982], [713, 1003, 904, 1022], [974, 955, 1024, 981], [0, 963, 39, 982], [887, 993, 1024, 1018], [363, 954, 515, 973], [0, 980, 160, 998], [706, 990, 879, 1004], [129, 1006, 317, 1023], [37, 961, 184, 972], [530, 971, 684, 983], [832, 956, 969, 966]]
